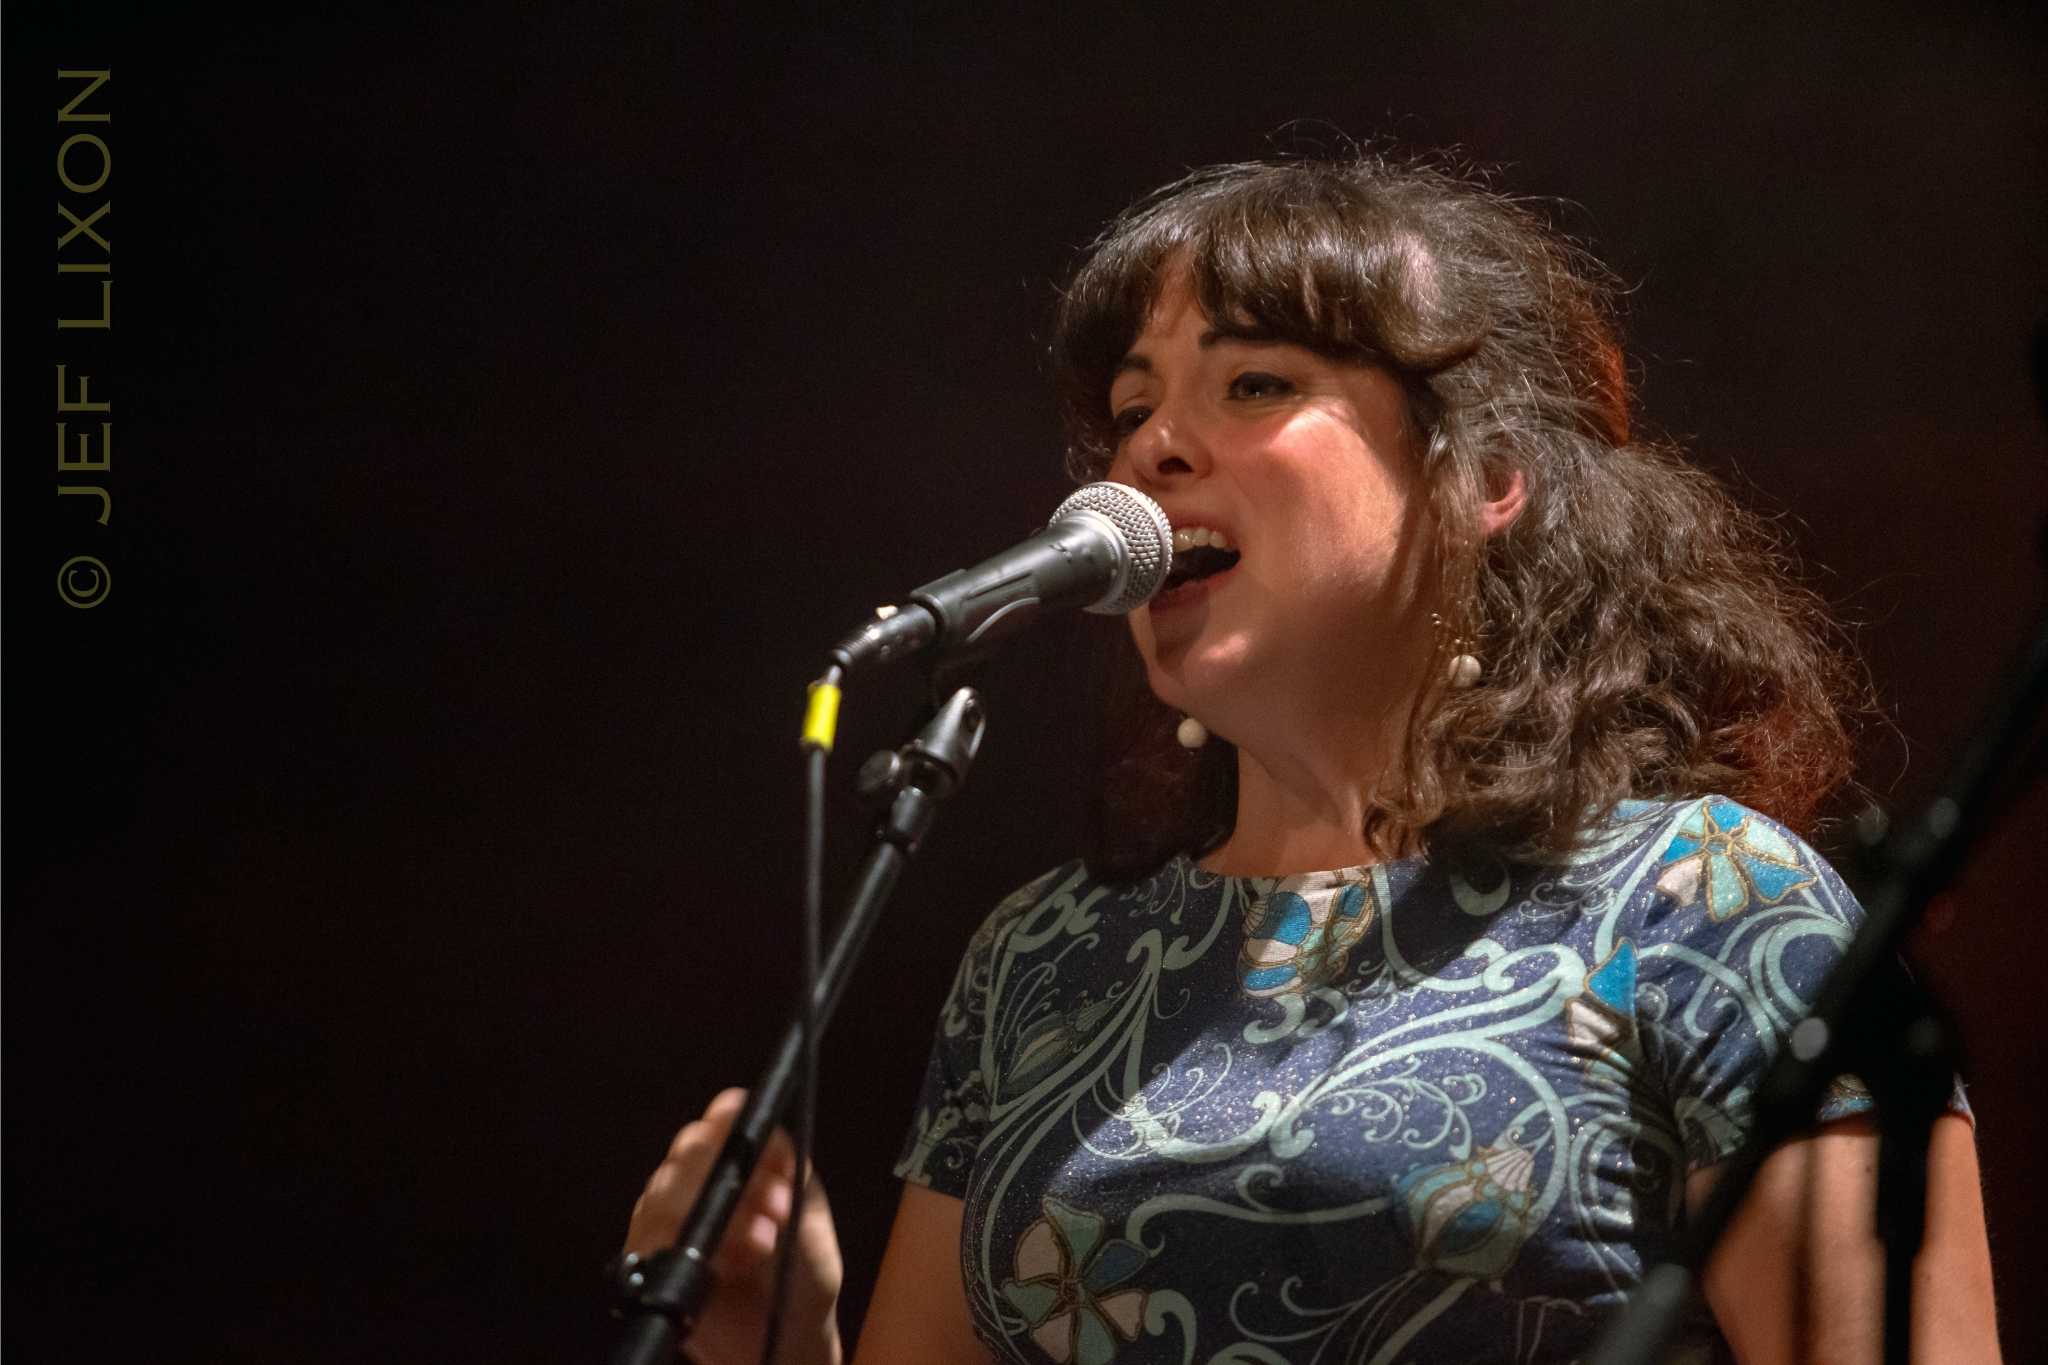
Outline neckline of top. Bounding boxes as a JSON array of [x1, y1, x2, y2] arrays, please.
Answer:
[[1174, 850, 1430, 886]]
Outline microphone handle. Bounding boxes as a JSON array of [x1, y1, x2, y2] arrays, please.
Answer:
[[830, 515, 1124, 672], [912, 515, 1124, 649]]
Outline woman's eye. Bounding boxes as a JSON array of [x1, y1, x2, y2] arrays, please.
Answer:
[[1229, 372, 1292, 400], [1111, 405, 1152, 438]]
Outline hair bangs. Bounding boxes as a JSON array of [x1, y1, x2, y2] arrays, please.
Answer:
[[1055, 163, 1488, 479]]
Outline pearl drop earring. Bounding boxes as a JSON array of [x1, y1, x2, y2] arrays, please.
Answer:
[[1431, 611, 1482, 690], [1176, 715, 1209, 749]]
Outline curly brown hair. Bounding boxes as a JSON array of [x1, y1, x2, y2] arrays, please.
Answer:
[[1053, 155, 1865, 878]]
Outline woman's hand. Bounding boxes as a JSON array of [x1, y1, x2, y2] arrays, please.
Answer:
[[625, 1089, 846, 1365]]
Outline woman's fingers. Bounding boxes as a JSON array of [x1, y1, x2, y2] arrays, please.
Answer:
[[755, 1121, 797, 1179], [627, 1089, 821, 1276], [621, 1089, 848, 1365], [713, 1126, 818, 1277], [628, 1089, 743, 1254]]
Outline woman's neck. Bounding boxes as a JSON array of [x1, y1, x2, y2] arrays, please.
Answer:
[[1181, 600, 1440, 878], [1197, 710, 1415, 877]]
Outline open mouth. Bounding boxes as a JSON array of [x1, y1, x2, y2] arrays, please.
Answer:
[[1162, 544, 1241, 591], [1155, 544, 1241, 607]]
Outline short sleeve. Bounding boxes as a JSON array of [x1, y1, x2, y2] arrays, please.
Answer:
[[891, 866, 1068, 1198], [1631, 797, 1970, 1170]]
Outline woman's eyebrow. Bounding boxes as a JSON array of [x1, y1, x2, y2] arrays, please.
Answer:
[[1202, 324, 1285, 346], [1115, 328, 1285, 376]]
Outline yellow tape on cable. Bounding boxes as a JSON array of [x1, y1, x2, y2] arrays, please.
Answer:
[[802, 680, 842, 752]]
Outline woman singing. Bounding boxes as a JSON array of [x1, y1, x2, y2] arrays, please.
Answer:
[[625, 155, 2000, 1364]]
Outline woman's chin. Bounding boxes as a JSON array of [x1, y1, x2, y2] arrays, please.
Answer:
[[1144, 634, 1257, 714], [1146, 564, 1237, 636]]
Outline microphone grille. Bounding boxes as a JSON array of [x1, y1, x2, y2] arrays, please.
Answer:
[[1051, 481, 1174, 614]]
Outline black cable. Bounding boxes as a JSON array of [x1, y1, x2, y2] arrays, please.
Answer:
[[762, 672, 834, 1365]]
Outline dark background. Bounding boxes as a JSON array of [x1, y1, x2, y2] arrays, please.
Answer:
[[6, 4, 2044, 1360]]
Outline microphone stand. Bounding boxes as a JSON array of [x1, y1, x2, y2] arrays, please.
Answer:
[[1591, 597, 2048, 1365], [607, 685, 987, 1365]]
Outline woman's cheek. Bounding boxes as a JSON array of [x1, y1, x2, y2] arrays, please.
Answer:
[[1129, 611, 1163, 676], [1128, 612, 1181, 703]]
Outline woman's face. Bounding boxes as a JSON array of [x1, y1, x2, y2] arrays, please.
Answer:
[[1105, 273, 1439, 733]]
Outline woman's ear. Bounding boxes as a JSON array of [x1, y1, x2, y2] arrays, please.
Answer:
[[1478, 465, 1527, 539]]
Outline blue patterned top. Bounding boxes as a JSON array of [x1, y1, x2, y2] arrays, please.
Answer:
[[893, 796, 1921, 1364]]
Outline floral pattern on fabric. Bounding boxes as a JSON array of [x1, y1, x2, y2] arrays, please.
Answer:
[[1654, 795, 1816, 921], [999, 1198, 1150, 1365], [1396, 1137, 1540, 1280], [1237, 870, 1375, 998], [895, 797, 1966, 1363]]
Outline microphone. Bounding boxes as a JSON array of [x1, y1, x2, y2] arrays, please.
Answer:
[[829, 481, 1174, 673]]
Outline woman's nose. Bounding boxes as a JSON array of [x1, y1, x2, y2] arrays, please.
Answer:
[[1120, 407, 1211, 489]]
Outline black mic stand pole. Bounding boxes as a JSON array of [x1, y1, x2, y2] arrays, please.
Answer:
[[1591, 596, 2048, 1365], [607, 685, 987, 1365], [1596, 312, 2048, 1365]]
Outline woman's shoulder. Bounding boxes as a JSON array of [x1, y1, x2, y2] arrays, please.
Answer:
[[954, 853, 1222, 962], [953, 858, 1101, 959], [1563, 794, 1862, 944], [1567, 794, 1839, 873]]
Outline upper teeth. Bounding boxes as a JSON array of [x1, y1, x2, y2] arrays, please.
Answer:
[[1173, 526, 1235, 553]]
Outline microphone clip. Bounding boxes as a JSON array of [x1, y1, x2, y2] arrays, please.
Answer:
[[856, 686, 987, 813]]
